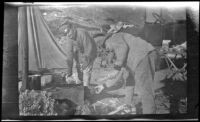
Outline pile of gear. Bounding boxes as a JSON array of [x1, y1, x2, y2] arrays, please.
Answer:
[[92, 98, 136, 115], [75, 98, 136, 115], [161, 41, 187, 81]]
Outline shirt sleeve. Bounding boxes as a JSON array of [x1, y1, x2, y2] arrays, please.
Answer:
[[105, 34, 129, 68], [104, 68, 125, 88], [113, 39, 129, 67]]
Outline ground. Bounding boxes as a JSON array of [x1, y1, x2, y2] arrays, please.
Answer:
[[41, 56, 187, 115]]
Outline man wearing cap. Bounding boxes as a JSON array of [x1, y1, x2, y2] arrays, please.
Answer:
[[60, 22, 97, 87]]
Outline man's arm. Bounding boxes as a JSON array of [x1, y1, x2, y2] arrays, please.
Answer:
[[81, 30, 97, 63], [61, 37, 74, 77], [96, 37, 129, 91], [73, 49, 83, 81], [123, 24, 134, 29], [113, 39, 129, 69], [104, 68, 124, 88], [95, 67, 127, 94], [75, 29, 96, 70]]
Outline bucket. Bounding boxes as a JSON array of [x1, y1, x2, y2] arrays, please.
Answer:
[[28, 74, 41, 90]]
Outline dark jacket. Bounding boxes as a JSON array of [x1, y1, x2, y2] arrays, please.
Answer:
[[75, 28, 97, 66], [60, 28, 97, 75]]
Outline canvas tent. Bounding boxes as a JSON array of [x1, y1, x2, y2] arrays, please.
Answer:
[[18, 6, 73, 72], [18, 6, 187, 72]]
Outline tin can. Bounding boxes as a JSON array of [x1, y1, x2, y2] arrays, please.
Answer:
[[162, 40, 171, 51]]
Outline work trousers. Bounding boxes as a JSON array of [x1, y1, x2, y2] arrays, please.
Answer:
[[124, 50, 158, 114], [134, 50, 159, 114], [74, 51, 94, 87]]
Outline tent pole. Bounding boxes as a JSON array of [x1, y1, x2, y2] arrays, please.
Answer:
[[19, 7, 29, 91]]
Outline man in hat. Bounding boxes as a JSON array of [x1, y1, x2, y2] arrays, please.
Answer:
[[60, 22, 97, 87], [95, 32, 160, 114]]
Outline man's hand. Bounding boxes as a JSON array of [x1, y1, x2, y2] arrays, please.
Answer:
[[65, 75, 75, 84], [94, 84, 105, 94]]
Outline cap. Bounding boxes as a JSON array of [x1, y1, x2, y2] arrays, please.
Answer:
[[59, 21, 73, 32]]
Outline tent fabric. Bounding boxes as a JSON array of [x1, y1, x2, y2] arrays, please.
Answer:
[[18, 6, 73, 72]]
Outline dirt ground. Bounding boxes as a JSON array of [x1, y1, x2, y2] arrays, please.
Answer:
[[90, 57, 171, 114], [42, 56, 186, 115]]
